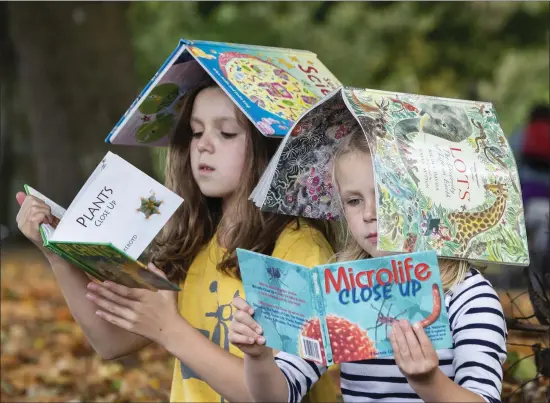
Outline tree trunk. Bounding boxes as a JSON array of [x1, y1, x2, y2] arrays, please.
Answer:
[[0, 1, 19, 239], [8, 2, 153, 208]]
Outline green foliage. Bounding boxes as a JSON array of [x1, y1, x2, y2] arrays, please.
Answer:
[[500, 225, 528, 262], [505, 351, 538, 383]]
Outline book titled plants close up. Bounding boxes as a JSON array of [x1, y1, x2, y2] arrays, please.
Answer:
[[25, 151, 184, 291]]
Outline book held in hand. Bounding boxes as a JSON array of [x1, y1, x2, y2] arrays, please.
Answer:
[[251, 86, 529, 266], [105, 39, 341, 146], [237, 248, 452, 365], [25, 151, 183, 291]]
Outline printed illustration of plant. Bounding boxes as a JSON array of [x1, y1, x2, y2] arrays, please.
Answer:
[[137, 193, 163, 219]]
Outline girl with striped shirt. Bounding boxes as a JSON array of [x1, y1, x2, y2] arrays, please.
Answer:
[[228, 128, 507, 403]]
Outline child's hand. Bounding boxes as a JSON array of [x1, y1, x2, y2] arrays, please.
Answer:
[[229, 297, 270, 358], [15, 192, 55, 250], [87, 263, 179, 345], [390, 319, 438, 383]]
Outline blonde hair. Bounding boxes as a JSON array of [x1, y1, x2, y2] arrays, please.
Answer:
[[330, 126, 469, 292]]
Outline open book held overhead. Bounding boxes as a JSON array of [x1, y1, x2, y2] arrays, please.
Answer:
[[105, 39, 341, 146], [251, 86, 529, 267]]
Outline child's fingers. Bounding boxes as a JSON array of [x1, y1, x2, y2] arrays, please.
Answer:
[[228, 331, 256, 346], [232, 296, 254, 315], [146, 263, 167, 278], [412, 322, 435, 360], [233, 309, 263, 334], [389, 331, 398, 357], [88, 293, 137, 323], [390, 321, 411, 360], [230, 320, 263, 341], [399, 320, 423, 362], [87, 282, 137, 309], [103, 281, 146, 301], [389, 331, 403, 365], [15, 192, 27, 206], [30, 209, 54, 226]]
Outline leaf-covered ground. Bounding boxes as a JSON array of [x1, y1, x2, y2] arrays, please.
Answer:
[[1, 244, 548, 402], [1, 245, 173, 402]]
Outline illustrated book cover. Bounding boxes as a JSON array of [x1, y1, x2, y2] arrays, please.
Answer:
[[237, 248, 452, 365], [105, 39, 341, 146], [251, 87, 529, 266]]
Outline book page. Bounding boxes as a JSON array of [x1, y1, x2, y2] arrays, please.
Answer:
[[50, 152, 184, 260], [237, 249, 325, 365], [24, 185, 66, 241], [320, 251, 452, 364]]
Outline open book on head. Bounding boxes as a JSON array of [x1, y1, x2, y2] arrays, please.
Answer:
[[251, 87, 529, 266], [25, 151, 184, 291], [105, 39, 341, 146]]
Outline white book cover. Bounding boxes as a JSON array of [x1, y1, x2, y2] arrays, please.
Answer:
[[50, 152, 184, 260]]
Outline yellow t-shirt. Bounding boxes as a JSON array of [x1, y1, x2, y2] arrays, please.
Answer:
[[170, 221, 340, 402]]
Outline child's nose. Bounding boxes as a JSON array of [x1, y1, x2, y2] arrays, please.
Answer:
[[197, 131, 215, 152], [363, 199, 376, 222]]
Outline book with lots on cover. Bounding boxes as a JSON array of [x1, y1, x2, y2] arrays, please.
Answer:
[[105, 39, 341, 146], [251, 87, 529, 266], [25, 151, 183, 291], [237, 248, 452, 365]]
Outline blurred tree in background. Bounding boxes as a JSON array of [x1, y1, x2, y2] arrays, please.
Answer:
[[1, 2, 549, 402], [2, 2, 154, 235]]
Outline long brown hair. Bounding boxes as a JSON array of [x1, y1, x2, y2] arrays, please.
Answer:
[[331, 126, 469, 292], [151, 80, 332, 283]]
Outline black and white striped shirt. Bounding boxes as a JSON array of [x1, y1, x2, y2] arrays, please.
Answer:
[[275, 269, 507, 403]]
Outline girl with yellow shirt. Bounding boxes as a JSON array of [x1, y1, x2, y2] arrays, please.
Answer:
[[15, 78, 339, 402]]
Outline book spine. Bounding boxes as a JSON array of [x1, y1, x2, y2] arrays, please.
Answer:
[[187, 39, 316, 56], [311, 268, 333, 366]]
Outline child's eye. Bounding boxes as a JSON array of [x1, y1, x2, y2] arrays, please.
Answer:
[[221, 132, 237, 139], [347, 198, 362, 207], [191, 132, 203, 138]]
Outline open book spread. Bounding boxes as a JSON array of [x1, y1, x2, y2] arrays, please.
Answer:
[[25, 151, 184, 290], [105, 39, 341, 146], [237, 248, 452, 365], [251, 87, 529, 266]]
